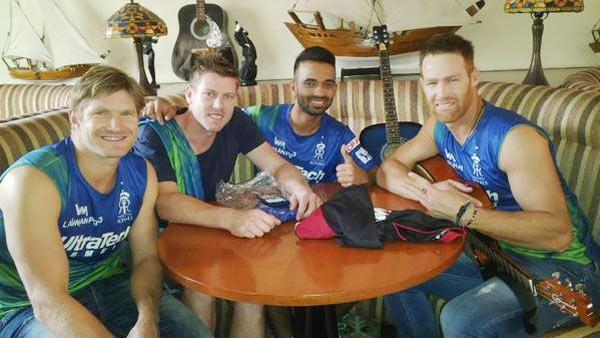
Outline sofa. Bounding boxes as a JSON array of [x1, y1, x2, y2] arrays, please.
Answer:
[[0, 79, 598, 336]]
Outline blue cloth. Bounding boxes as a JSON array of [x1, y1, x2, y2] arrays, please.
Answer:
[[385, 253, 600, 338], [0, 274, 213, 338], [138, 118, 204, 200], [0, 138, 145, 318], [135, 108, 264, 201], [244, 104, 376, 184], [434, 102, 599, 264]]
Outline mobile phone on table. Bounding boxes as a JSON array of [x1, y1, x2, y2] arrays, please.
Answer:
[[259, 195, 290, 207]]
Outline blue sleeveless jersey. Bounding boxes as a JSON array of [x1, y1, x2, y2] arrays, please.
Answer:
[[0, 138, 147, 318], [434, 102, 599, 264], [245, 104, 375, 184]]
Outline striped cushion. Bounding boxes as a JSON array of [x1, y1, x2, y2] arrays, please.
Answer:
[[0, 84, 72, 120], [560, 67, 600, 92], [0, 109, 70, 174]]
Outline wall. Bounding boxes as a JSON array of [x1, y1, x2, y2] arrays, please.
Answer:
[[0, 0, 598, 86]]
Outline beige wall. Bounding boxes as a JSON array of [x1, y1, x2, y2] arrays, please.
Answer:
[[1, 0, 598, 86]]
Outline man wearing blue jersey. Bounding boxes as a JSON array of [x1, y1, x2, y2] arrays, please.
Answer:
[[377, 34, 600, 337], [144, 46, 376, 188], [0, 66, 212, 337]]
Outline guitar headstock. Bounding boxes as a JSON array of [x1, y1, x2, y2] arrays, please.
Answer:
[[371, 25, 390, 51], [537, 276, 598, 327]]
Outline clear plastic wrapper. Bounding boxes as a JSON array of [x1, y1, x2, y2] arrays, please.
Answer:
[[215, 170, 288, 210]]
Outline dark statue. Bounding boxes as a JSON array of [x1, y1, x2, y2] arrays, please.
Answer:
[[233, 21, 257, 86], [142, 37, 159, 91]]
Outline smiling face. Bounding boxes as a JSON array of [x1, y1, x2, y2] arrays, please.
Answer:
[[185, 71, 238, 134], [420, 53, 479, 124], [70, 89, 138, 161], [291, 61, 337, 116]]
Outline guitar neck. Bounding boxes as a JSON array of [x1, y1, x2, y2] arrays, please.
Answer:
[[196, 0, 205, 22], [377, 48, 401, 145]]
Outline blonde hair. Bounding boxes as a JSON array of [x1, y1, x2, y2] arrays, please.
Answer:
[[70, 65, 147, 114]]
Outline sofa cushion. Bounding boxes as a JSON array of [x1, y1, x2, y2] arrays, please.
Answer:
[[560, 67, 600, 92], [0, 84, 72, 120], [0, 108, 70, 174]]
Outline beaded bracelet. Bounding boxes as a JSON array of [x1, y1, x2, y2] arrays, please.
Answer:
[[455, 201, 472, 225], [463, 206, 479, 228]]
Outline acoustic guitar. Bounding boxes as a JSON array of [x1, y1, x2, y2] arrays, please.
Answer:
[[363, 25, 598, 327], [358, 25, 452, 183], [171, 0, 237, 81]]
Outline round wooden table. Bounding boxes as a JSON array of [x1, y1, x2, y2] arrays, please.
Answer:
[[158, 184, 464, 306]]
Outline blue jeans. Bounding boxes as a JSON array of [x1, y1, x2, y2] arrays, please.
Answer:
[[0, 274, 213, 338], [385, 253, 600, 338]]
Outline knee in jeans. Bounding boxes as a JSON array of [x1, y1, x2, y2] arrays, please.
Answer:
[[440, 299, 478, 336]]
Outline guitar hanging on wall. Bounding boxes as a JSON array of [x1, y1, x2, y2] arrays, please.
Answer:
[[171, 0, 237, 81]]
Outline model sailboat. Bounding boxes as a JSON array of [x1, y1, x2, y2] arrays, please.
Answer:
[[2, 0, 105, 80], [286, 0, 485, 57]]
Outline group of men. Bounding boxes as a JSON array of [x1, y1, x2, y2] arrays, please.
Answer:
[[0, 33, 598, 338]]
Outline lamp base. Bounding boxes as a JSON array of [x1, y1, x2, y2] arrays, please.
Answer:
[[133, 38, 156, 95], [523, 12, 549, 86]]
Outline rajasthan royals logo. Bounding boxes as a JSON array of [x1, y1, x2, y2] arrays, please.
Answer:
[[118, 190, 131, 215], [470, 149, 488, 185], [314, 141, 326, 161]]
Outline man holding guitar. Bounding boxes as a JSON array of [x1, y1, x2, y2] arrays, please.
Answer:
[[377, 33, 600, 337]]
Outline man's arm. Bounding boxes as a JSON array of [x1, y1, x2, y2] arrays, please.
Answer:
[[407, 125, 572, 252], [471, 126, 571, 250], [0, 167, 113, 337], [126, 162, 162, 338], [143, 98, 182, 124], [156, 181, 281, 238], [246, 142, 321, 220]]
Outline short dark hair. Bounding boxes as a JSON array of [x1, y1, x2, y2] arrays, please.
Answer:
[[190, 54, 240, 87], [70, 65, 146, 115], [419, 34, 475, 72], [293, 46, 336, 74]]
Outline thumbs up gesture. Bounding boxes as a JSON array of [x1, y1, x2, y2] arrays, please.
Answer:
[[336, 144, 370, 187]]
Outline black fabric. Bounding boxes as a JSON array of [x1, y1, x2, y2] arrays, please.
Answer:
[[320, 185, 382, 249], [379, 210, 466, 243]]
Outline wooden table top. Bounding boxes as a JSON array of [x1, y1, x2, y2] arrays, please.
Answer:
[[158, 184, 464, 306]]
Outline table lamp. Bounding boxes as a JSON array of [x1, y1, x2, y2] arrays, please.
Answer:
[[104, 1, 167, 95], [504, 0, 584, 85]]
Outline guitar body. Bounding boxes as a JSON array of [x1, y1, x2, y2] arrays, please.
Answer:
[[360, 122, 421, 165], [171, 3, 237, 81]]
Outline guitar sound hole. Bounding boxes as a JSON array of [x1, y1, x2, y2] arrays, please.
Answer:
[[190, 18, 210, 39]]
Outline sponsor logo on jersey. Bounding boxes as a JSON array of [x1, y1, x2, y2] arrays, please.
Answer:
[[355, 147, 373, 164], [345, 137, 360, 152], [62, 226, 130, 258], [444, 148, 464, 171], [62, 203, 103, 228], [296, 166, 325, 183], [273, 136, 296, 159]]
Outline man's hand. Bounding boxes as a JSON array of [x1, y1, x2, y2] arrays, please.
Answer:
[[225, 208, 281, 238], [142, 98, 178, 124], [406, 172, 482, 221], [287, 184, 322, 220], [127, 316, 159, 338], [336, 145, 369, 187]]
